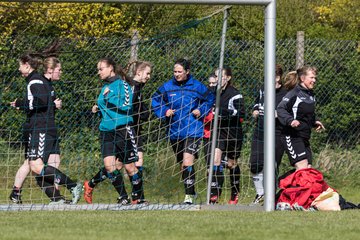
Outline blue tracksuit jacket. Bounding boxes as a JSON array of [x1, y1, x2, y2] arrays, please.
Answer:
[[151, 75, 215, 140]]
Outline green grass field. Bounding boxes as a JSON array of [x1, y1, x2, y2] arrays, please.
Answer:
[[1, 210, 360, 240], [1, 142, 359, 240]]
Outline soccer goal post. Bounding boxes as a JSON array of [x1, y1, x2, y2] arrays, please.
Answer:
[[4, 0, 277, 212]]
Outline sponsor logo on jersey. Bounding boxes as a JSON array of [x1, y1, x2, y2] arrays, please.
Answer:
[[298, 152, 306, 157]]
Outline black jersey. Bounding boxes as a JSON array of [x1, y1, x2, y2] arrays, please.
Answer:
[[217, 85, 245, 129], [129, 79, 149, 126], [253, 86, 287, 133], [277, 84, 316, 139], [15, 71, 57, 135]]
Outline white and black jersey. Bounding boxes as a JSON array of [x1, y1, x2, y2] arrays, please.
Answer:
[[250, 86, 287, 174], [214, 85, 245, 159], [253, 86, 287, 133], [15, 71, 57, 136], [217, 85, 245, 128], [277, 84, 316, 140]]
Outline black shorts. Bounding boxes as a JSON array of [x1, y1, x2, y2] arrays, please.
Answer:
[[249, 129, 285, 174], [100, 125, 139, 164], [24, 131, 60, 163], [282, 135, 312, 166], [170, 138, 201, 163], [216, 127, 243, 160]]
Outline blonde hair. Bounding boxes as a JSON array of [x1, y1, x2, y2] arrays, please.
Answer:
[[116, 60, 152, 82], [283, 66, 317, 90], [283, 71, 298, 90], [43, 57, 61, 72]]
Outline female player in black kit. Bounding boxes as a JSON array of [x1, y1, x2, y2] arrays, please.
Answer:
[[10, 53, 82, 204], [249, 64, 287, 205], [209, 66, 245, 204], [277, 66, 325, 170]]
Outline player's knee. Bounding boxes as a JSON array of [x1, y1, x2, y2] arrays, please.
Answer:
[[29, 159, 44, 175], [227, 159, 236, 168], [124, 162, 137, 175]]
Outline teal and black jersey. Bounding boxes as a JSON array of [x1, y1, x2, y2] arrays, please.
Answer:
[[97, 76, 133, 131]]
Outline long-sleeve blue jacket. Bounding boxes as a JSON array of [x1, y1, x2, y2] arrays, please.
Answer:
[[151, 75, 215, 140], [97, 76, 133, 131]]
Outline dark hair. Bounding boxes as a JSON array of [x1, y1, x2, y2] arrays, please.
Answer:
[[222, 66, 232, 77], [98, 57, 116, 72], [115, 64, 130, 81], [215, 66, 233, 85], [174, 58, 191, 71], [208, 74, 216, 79], [275, 64, 283, 78], [19, 53, 43, 70], [19, 40, 62, 71]]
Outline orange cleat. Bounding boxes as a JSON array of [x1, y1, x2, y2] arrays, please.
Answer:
[[131, 199, 149, 205], [83, 180, 94, 204], [209, 195, 219, 204], [228, 193, 239, 205]]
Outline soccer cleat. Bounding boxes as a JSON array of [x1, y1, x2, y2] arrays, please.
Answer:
[[83, 180, 94, 204], [117, 197, 131, 205], [49, 198, 71, 205], [9, 191, 22, 204], [183, 194, 195, 205], [209, 195, 219, 204], [228, 193, 239, 205], [249, 194, 264, 206], [276, 202, 292, 211], [71, 182, 83, 204]]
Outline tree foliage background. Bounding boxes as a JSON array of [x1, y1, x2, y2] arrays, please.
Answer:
[[0, 0, 359, 148], [0, 0, 359, 41]]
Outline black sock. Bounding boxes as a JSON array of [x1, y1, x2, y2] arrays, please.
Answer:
[[182, 166, 196, 195], [211, 165, 224, 197], [135, 167, 145, 200], [35, 175, 62, 201], [107, 170, 128, 199], [229, 165, 240, 196], [136, 166, 143, 174], [89, 167, 107, 188], [12, 186, 21, 194], [129, 171, 144, 201], [41, 165, 77, 190]]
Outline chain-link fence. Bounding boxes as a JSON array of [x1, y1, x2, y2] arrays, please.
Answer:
[[2, 36, 358, 144], [0, 34, 359, 204]]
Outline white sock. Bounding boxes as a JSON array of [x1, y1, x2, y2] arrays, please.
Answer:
[[252, 172, 264, 196]]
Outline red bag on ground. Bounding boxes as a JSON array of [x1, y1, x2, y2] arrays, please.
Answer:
[[277, 168, 329, 209]]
